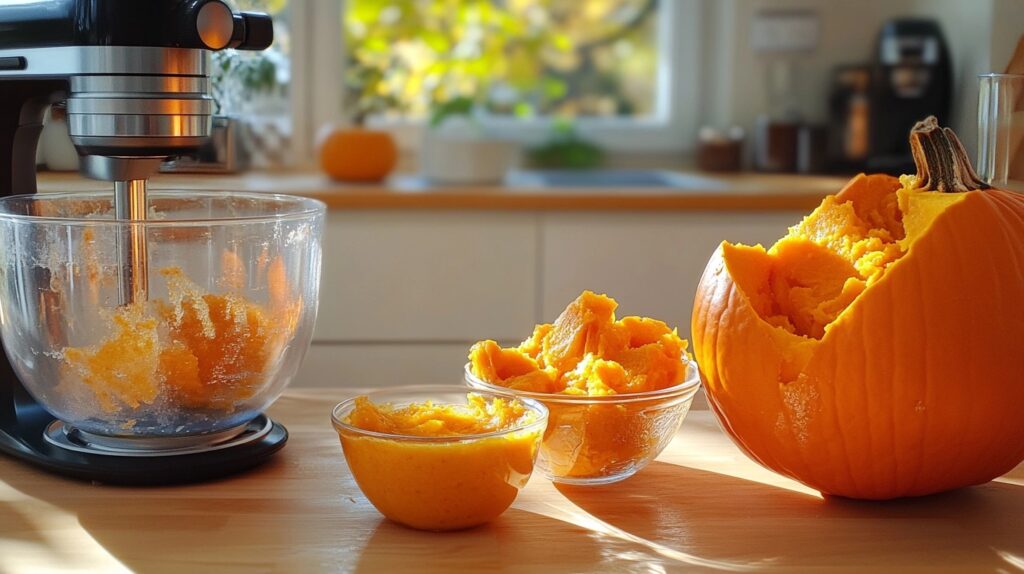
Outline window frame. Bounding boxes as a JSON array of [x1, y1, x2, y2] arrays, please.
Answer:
[[290, 0, 702, 164]]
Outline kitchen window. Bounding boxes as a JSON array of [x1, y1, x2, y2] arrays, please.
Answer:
[[220, 0, 700, 163], [215, 0, 294, 165]]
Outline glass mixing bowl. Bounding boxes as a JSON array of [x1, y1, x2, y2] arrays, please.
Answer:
[[0, 191, 324, 445]]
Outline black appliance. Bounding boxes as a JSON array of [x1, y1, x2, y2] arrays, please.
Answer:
[[867, 18, 952, 174]]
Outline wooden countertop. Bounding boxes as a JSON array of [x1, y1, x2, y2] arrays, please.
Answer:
[[1, 390, 1020, 573], [36, 170, 846, 211]]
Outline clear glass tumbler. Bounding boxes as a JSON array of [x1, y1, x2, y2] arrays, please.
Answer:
[[977, 73, 1024, 191], [0, 191, 324, 442]]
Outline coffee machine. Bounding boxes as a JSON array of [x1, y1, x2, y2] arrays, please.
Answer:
[[0, 0, 292, 485], [867, 18, 952, 174]]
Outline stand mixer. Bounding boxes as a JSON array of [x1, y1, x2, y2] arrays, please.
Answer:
[[0, 1, 321, 485]]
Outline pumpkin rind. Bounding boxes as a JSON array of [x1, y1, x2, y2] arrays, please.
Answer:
[[693, 175, 1024, 500]]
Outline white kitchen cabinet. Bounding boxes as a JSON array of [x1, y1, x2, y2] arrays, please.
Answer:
[[294, 336, 709, 407], [315, 211, 538, 342], [540, 211, 799, 339], [300, 208, 799, 388], [294, 341, 477, 388]]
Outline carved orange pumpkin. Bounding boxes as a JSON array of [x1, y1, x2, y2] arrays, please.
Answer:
[[692, 117, 1024, 499]]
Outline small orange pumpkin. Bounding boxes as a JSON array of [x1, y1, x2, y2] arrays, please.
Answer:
[[691, 117, 1024, 499], [318, 127, 397, 183]]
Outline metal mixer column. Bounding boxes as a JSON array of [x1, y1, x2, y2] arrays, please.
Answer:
[[114, 179, 149, 305]]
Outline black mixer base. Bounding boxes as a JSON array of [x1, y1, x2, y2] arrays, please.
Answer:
[[0, 397, 287, 485]]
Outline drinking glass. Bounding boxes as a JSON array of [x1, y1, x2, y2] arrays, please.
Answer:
[[978, 73, 1024, 191]]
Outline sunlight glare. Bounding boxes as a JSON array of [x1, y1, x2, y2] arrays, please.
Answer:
[[996, 550, 1024, 572], [546, 501, 778, 572], [0, 479, 131, 574], [670, 423, 824, 498]]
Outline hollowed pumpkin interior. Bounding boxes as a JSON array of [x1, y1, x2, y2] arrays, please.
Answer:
[[725, 173, 965, 342]]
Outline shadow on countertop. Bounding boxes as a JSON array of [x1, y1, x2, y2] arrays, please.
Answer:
[[556, 460, 1024, 572], [351, 508, 630, 574], [0, 454, 359, 573], [2, 450, 1021, 573]]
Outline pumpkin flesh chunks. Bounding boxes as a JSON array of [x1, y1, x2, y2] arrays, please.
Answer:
[[469, 291, 690, 479], [726, 173, 964, 370], [469, 291, 688, 396]]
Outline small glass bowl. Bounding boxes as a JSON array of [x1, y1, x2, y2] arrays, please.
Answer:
[[465, 357, 702, 485], [331, 385, 548, 531]]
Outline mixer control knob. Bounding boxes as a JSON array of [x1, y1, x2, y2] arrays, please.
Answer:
[[196, 0, 235, 50], [231, 12, 275, 51]]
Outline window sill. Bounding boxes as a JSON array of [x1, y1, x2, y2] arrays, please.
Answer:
[[37, 168, 845, 212]]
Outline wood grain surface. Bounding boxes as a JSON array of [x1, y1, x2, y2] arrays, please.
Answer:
[[36, 171, 846, 212], [1, 390, 1021, 573]]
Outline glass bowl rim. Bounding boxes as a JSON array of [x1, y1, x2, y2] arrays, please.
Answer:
[[0, 190, 326, 226], [464, 355, 702, 405], [978, 72, 1024, 80], [331, 384, 549, 443]]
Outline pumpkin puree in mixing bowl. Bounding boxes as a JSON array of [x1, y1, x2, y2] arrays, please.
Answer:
[[60, 266, 301, 414]]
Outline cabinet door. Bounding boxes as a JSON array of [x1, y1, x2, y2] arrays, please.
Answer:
[[541, 211, 799, 339], [294, 342, 475, 387], [316, 211, 538, 342]]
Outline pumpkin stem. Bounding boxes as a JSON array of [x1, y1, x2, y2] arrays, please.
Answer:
[[908, 116, 989, 192]]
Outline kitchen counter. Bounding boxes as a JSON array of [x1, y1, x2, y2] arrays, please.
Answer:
[[0, 390, 1020, 573], [36, 170, 847, 211]]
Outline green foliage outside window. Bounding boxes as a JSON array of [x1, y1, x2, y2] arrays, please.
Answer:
[[344, 0, 659, 122], [214, 0, 291, 114]]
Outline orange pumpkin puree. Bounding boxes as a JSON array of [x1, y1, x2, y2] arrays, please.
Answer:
[[340, 394, 542, 531], [60, 266, 299, 414], [468, 291, 692, 479], [346, 393, 536, 436]]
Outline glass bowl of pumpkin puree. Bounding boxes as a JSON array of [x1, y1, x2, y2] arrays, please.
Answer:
[[331, 386, 548, 531], [465, 291, 702, 485], [0, 191, 324, 444]]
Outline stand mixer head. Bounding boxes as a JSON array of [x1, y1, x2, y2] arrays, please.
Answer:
[[0, 1, 324, 485], [1, 1, 272, 306]]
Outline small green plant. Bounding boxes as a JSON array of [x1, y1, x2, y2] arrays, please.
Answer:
[[428, 96, 477, 129], [528, 119, 604, 169]]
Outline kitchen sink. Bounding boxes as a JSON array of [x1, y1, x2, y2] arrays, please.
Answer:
[[505, 169, 729, 190]]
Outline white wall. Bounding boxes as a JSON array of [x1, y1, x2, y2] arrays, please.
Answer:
[[702, 0, 892, 129], [702, 0, 1012, 162], [991, 0, 1024, 70]]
